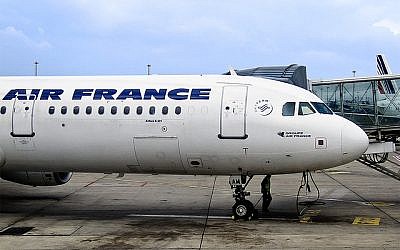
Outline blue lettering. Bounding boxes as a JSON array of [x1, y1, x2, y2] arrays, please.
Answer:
[[190, 88, 211, 100], [144, 89, 167, 100], [116, 89, 142, 100], [168, 88, 189, 100], [3, 89, 27, 100], [29, 89, 41, 100], [2, 87, 212, 101], [94, 89, 117, 100], [72, 89, 93, 100], [40, 89, 64, 100]]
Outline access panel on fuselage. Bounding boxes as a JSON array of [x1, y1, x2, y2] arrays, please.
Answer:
[[133, 137, 185, 173], [11, 98, 35, 137], [219, 85, 248, 139]]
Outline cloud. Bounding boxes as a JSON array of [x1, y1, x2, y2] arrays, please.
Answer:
[[64, 0, 146, 29], [0, 26, 52, 49], [373, 19, 400, 36], [61, 0, 246, 43]]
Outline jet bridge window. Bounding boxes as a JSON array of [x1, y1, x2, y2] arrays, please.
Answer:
[[48, 106, 55, 115], [311, 102, 333, 115], [298, 102, 316, 116], [282, 102, 295, 116]]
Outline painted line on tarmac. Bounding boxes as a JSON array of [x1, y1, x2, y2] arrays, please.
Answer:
[[274, 193, 381, 206], [127, 213, 298, 222], [127, 214, 231, 219], [352, 217, 381, 225]]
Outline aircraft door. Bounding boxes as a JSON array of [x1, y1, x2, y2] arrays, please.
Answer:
[[133, 137, 185, 173], [219, 85, 248, 139], [12, 97, 35, 137]]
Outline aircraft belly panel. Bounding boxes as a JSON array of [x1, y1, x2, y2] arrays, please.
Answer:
[[133, 137, 185, 173]]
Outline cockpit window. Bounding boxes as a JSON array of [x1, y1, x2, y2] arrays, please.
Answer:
[[298, 102, 316, 115], [282, 102, 295, 116], [311, 102, 333, 115]]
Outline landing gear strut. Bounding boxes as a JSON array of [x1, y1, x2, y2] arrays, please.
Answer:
[[229, 175, 256, 220]]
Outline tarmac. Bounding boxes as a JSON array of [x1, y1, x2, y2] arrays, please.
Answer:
[[0, 159, 399, 249]]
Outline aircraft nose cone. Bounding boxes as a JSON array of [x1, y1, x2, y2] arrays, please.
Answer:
[[341, 122, 369, 164]]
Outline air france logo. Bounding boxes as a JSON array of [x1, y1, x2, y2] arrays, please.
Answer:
[[2, 88, 211, 101], [254, 99, 273, 116]]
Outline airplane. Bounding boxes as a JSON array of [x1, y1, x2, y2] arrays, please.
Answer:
[[0, 72, 369, 220], [339, 54, 400, 117], [376, 54, 400, 116]]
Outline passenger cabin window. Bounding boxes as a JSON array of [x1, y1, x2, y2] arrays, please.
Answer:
[[137, 106, 143, 115], [282, 102, 295, 116], [111, 106, 117, 115], [175, 106, 182, 115], [162, 106, 168, 115], [0, 106, 5, 114], [73, 106, 80, 115], [86, 106, 92, 115], [61, 106, 67, 115], [149, 106, 155, 115], [98, 106, 105, 115], [48, 106, 55, 115], [298, 102, 316, 116], [124, 106, 130, 115], [311, 102, 333, 115]]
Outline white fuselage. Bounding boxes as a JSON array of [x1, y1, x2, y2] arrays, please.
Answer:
[[0, 75, 368, 176]]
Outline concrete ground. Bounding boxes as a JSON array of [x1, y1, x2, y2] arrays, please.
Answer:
[[0, 160, 399, 249]]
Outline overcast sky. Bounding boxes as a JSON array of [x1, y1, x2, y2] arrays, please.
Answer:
[[1, 0, 400, 79]]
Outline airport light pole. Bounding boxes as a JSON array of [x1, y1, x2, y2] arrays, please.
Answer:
[[147, 64, 151, 75], [34, 61, 39, 76], [352, 70, 356, 77]]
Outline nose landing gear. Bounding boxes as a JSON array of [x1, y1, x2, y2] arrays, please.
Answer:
[[229, 175, 257, 220]]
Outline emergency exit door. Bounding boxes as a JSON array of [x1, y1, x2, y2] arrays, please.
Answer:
[[219, 85, 248, 139], [12, 98, 35, 137]]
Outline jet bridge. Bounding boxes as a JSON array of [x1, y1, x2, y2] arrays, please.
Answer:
[[311, 75, 400, 168], [311, 74, 400, 140]]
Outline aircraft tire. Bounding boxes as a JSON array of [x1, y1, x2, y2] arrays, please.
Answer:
[[232, 200, 254, 220]]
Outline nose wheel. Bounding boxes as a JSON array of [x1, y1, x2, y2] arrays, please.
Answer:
[[230, 175, 256, 220], [232, 199, 255, 220]]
